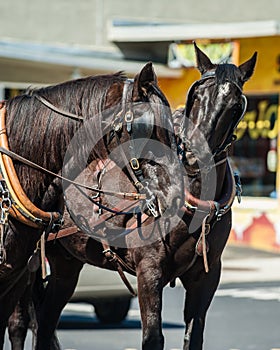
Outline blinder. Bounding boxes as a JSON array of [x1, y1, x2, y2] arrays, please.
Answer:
[[112, 81, 155, 143], [111, 79, 159, 217]]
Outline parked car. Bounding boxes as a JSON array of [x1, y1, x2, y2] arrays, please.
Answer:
[[70, 263, 137, 324]]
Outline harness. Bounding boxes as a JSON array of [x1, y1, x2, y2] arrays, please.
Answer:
[[0, 80, 161, 296]]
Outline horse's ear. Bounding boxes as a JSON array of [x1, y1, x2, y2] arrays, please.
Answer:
[[194, 41, 215, 75], [133, 62, 157, 100], [238, 52, 258, 83]]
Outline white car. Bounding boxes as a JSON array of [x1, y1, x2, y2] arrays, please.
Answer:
[[70, 263, 137, 323]]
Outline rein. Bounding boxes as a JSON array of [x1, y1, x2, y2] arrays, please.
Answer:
[[0, 86, 154, 229], [0, 145, 146, 201]]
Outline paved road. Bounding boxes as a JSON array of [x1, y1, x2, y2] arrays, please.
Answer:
[[221, 245, 280, 284], [4, 245, 280, 350]]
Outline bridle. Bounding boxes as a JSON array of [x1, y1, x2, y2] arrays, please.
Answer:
[[177, 70, 247, 174], [106, 79, 159, 217]]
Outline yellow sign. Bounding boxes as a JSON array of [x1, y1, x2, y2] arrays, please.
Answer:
[[168, 42, 235, 68], [236, 95, 278, 140]]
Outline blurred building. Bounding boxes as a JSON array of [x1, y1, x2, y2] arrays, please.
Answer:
[[1, 0, 280, 251]]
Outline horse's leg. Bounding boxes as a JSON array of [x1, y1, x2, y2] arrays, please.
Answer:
[[7, 275, 62, 350], [0, 268, 31, 350], [180, 261, 221, 350], [34, 242, 83, 350], [8, 284, 34, 350], [0, 320, 7, 350], [136, 259, 164, 350]]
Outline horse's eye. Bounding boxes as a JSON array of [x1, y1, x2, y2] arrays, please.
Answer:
[[232, 104, 242, 116], [191, 93, 199, 104]]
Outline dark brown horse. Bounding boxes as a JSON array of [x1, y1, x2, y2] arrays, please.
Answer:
[[7, 44, 257, 350], [0, 62, 184, 349]]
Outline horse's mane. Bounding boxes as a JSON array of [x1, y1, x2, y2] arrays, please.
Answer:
[[10, 71, 126, 110], [6, 72, 127, 156], [26, 72, 127, 111], [4, 73, 127, 201]]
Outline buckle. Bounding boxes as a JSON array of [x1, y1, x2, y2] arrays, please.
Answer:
[[146, 200, 159, 217], [103, 249, 116, 262], [134, 181, 144, 191], [130, 158, 140, 170], [125, 111, 133, 133], [125, 111, 133, 123]]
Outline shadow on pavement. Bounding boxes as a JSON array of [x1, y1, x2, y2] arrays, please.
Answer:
[[58, 315, 184, 330]]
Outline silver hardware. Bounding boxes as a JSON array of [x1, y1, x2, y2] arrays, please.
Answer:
[[146, 196, 159, 218], [125, 111, 133, 133]]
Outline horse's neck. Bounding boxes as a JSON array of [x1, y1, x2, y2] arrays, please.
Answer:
[[214, 160, 227, 200], [187, 158, 227, 201]]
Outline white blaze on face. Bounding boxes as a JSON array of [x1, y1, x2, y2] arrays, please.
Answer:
[[219, 82, 231, 96]]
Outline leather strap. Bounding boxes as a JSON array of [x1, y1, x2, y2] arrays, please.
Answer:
[[182, 160, 236, 219], [34, 94, 84, 122], [101, 237, 137, 296], [47, 226, 79, 241], [0, 146, 146, 201]]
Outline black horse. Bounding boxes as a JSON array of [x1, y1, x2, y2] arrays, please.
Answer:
[[0, 62, 184, 349], [7, 44, 257, 350], [173, 43, 257, 349]]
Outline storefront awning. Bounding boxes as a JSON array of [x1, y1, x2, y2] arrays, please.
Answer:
[[108, 20, 280, 63], [0, 39, 182, 84]]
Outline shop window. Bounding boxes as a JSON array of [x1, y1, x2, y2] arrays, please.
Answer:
[[231, 94, 278, 197]]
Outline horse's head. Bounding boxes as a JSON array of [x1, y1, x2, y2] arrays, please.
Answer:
[[99, 63, 184, 218], [179, 42, 257, 170]]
